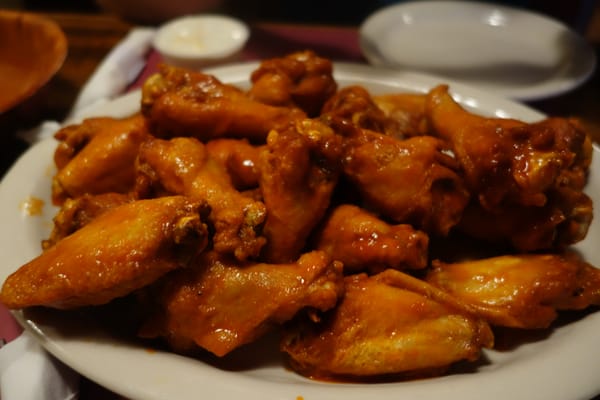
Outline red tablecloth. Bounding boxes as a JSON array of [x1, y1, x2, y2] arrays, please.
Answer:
[[0, 303, 23, 344]]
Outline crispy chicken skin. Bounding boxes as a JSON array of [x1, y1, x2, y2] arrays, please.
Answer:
[[141, 64, 305, 142], [0, 196, 208, 309], [426, 85, 593, 250], [314, 204, 429, 274], [341, 128, 470, 236], [281, 270, 493, 379], [136, 136, 267, 261], [258, 119, 343, 263], [52, 114, 150, 205], [426, 253, 600, 329], [139, 250, 344, 357], [248, 50, 337, 117]]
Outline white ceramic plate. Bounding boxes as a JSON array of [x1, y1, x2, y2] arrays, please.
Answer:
[[359, 0, 597, 101], [1, 62, 599, 400]]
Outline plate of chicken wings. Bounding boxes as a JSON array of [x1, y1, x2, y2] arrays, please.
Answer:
[[0, 51, 599, 400]]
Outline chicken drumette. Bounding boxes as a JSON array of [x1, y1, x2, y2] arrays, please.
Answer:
[[248, 50, 337, 117], [314, 204, 429, 274], [426, 85, 593, 250], [258, 118, 343, 263], [52, 114, 150, 204], [135, 136, 267, 261], [141, 64, 305, 142]]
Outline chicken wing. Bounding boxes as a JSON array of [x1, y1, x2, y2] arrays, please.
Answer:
[[141, 64, 305, 142], [258, 118, 343, 263], [43, 192, 132, 249], [341, 128, 469, 236], [373, 92, 429, 138], [135, 136, 267, 261], [458, 193, 593, 252], [52, 113, 150, 204], [314, 204, 429, 274], [204, 138, 263, 191], [248, 50, 337, 117], [281, 269, 493, 379], [426, 84, 593, 250], [0, 196, 209, 309], [139, 250, 344, 357], [426, 253, 600, 328], [321, 85, 403, 137]]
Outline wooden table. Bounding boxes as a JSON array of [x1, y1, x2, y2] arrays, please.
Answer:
[[1, 7, 600, 400]]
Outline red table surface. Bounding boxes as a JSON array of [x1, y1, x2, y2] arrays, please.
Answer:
[[0, 303, 23, 343]]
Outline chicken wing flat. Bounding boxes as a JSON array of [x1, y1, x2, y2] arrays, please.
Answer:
[[426, 253, 600, 329], [426, 85, 593, 250], [248, 50, 337, 117], [43, 192, 131, 249], [281, 269, 493, 380], [52, 113, 150, 204], [135, 136, 267, 261], [314, 204, 429, 274], [1, 196, 208, 309], [141, 64, 305, 142], [204, 138, 263, 191], [139, 250, 344, 357], [258, 119, 343, 263], [341, 128, 470, 236]]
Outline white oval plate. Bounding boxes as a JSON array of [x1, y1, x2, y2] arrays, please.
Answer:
[[359, 0, 597, 101], [1, 62, 599, 400]]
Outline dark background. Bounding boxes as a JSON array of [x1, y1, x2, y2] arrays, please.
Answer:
[[2, 0, 596, 31]]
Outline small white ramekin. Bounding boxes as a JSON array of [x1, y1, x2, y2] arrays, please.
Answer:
[[153, 14, 250, 69]]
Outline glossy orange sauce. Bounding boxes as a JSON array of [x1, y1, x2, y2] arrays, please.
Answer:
[[20, 196, 44, 216]]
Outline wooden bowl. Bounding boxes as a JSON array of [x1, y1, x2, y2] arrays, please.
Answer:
[[0, 11, 67, 114]]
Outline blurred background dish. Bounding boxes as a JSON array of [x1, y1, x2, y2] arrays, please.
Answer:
[[359, 0, 597, 101], [153, 14, 250, 69], [0, 10, 67, 114]]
